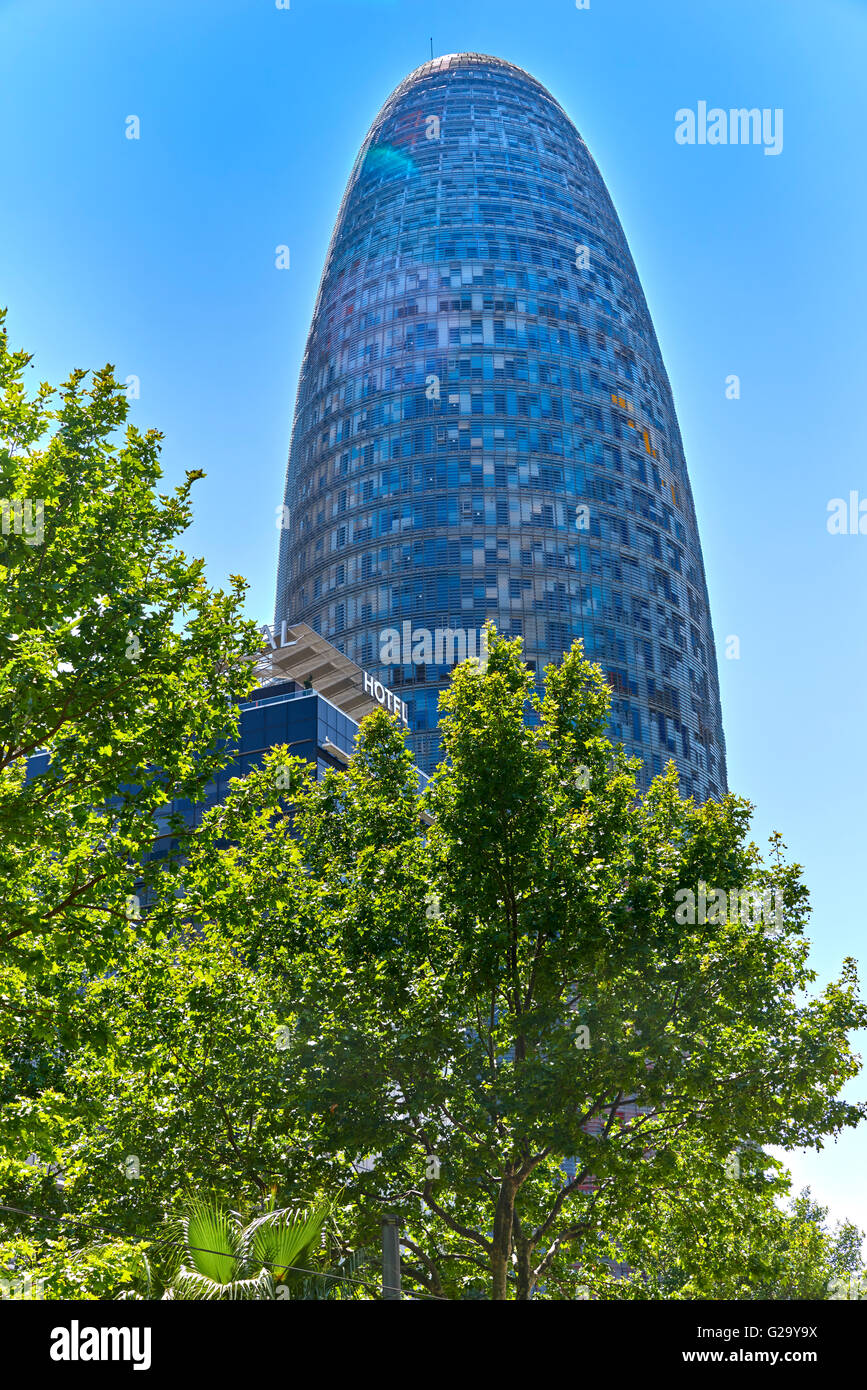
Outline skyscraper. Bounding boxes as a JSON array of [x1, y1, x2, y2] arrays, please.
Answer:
[[276, 53, 726, 799]]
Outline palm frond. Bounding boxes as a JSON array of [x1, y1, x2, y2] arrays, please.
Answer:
[[161, 1195, 357, 1300], [249, 1205, 329, 1285], [183, 1201, 242, 1285], [171, 1265, 275, 1301]]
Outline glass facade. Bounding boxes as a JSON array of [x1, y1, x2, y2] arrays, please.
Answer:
[[276, 53, 726, 798], [25, 682, 371, 873]]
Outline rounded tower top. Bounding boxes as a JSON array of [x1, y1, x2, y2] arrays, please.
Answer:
[[385, 51, 565, 112]]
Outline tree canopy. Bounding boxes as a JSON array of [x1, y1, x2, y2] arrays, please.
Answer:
[[0, 312, 257, 1204], [6, 627, 861, 1299]]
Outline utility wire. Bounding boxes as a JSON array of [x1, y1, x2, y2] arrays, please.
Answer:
[[0, 1200, 448, 1300], [0, 1201, 380, 1295]]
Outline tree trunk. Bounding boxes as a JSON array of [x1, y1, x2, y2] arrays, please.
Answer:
[[491, 1178, 517, 1300], [515, 1241, 534, 1300], [512, 1205, 534, 1300]]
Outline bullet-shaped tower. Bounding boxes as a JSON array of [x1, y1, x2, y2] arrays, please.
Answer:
[[276, 53, 726, 797]]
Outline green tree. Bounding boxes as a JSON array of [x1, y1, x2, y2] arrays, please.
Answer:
[[581, 1139, 865, 1300], [253, 632, 864, 1299], [767, 1188, 864, 1301], [0, 310, 257, 1021], [0, 761, 337, 1294], [0, 313, 258, 1222], [8, 630, 864, 1302]]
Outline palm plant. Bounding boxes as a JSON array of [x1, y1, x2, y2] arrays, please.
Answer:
[[160, 1198, 368, 1300]]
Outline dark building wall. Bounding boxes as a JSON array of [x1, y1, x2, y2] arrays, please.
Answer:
[[25, 687, 367, 876], [276, 52, 726, 799], [145, 687, 364, 863]]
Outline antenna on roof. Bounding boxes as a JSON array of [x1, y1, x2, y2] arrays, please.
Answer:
[[430, 37, 434, 59]]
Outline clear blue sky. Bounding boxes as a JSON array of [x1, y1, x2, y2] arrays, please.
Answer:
[[2, 0, 865, 1237]]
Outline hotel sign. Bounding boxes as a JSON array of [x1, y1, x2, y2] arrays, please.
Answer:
[[362, 670, 409, 725], [258, 623, 409, 728]]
